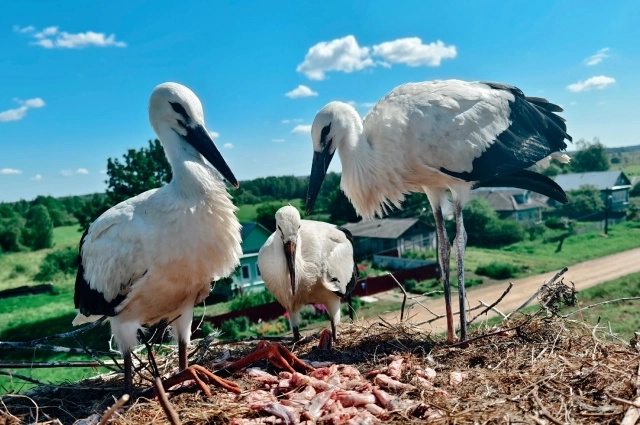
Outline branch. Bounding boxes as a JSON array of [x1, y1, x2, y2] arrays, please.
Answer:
[[0, 316, 107, 349], [0, 343, 111, 356], [0, 371, 48, 387], [0, 361, 119, 369], [565, 297, 640, 318], [98, 394, 129, 425], [506, 267, 568, 318], [386, 273, 407, 322], [447, 315, 535, 348], [468, 282, 513, 325]]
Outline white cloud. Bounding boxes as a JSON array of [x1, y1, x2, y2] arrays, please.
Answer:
[[0, 105, 28, 122], [22, 98, 45, 108], [60, 169, 74, 177], [0, 97, 46, 122], [223, 143, 233, 149], [566, 75, 616, 92], [13, 25, 35, 33], [371, 38, 457, 67], [347, 101, 376, 109], [584, 48, 609, 66], [0, 168, 22, 175], [296, 35, 374, 80], [570, 101, 577, 105], [17, 26, 126, 49], [100, 169, 107, 174], [209, 130, 220, 139], [281, 119, 303, 124], [272, 139, 285, 143], [281, 119, 290, 124], [31, 174, 42, 181], [285, 85, 318, 99], [291, 124, 312, 135], [76, 168, 89, 175]]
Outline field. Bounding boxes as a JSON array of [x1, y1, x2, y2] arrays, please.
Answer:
[[235, 199, 302, 222]]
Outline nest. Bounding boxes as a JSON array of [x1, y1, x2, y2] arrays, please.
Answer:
[[2, 309, 640, 425]]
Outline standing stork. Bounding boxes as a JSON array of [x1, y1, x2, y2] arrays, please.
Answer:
[[305, 80, 571, 342], [72, 82, 242, 394], [258, 205, 358, 344]]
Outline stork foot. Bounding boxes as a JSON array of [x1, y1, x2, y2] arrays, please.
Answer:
[[161, 364, 241, 396], [317, 329, 333, 350], [225, 341, 314, 374]]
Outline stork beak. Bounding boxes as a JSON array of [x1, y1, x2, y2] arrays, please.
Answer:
[[184, 124, 239, 188], [305, 148, 334, 215], [283, 241, 297, 295]]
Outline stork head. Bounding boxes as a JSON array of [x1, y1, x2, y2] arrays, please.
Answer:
[[275, 205, 302, 296], [148, 82, 238, 188], [306, 101, 361, 215]]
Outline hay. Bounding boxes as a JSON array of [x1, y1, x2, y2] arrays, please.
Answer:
[[2, 278, 640, 424]]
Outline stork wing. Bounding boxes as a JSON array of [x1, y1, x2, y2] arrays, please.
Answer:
[[306, 222, 357, 298], [364, 80, 572, 183], [74, 193, 156, 317]]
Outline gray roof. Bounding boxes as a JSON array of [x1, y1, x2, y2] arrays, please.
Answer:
[[554, 171, 631, 191], [342, 218, 424, 239], [240, 222, 271, 240], [471, 188, 547, 211]]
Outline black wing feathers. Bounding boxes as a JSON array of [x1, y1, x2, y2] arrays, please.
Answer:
[[336, 226, 358, 298], [74, 228, 126, 317], [473, 169, 568, 204], [440, 82, 571, 188]]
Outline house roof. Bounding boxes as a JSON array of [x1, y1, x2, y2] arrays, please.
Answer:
[[342, 218, 426, 239], [240, 222, 271, 240], [554, 170, 631, 191], [471, 188, 547, 211]]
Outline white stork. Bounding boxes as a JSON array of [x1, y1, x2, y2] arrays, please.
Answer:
[[72, 82, 242, 394], [258, 205, 358, 342], [305, 80, 571, 342]]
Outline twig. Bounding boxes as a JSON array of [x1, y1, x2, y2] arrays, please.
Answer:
[[506, 268, 568, 318], [0, 361, 119, 368], [0, 316, 107, 349], [0, 343, 109, 355], [565, 297, 640, 318], [386, 273, 407, 322], [468, 282, 513, 324], [98, 394, 129, 425], [533, 386, 564, 425], [447, 315, 535, 348], [139, 330, 182, 425], [0, 371, 48, 387], [74, 336, 120, 372]]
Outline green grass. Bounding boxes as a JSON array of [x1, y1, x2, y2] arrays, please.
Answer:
[[459, 221, 640, 279], [0, 225, 81, 291], [236, 199, 302, 222]]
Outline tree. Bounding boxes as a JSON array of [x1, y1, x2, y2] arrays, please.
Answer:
[[106, 139, 172, 205], [328, 189, 359, 225], [561, 184, 605, 218], [0, 218, 23, 253], [22, 205, 53, 250], [74, 194, 111, 231], [256, 202, 304, 231], [570, 138, 609, 173], [631, 182, 640, 198]]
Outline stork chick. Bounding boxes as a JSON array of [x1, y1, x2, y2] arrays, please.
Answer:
[[305, 80, 572, 343], [258, 206, 357, 342], [72, 82, 242, 394]]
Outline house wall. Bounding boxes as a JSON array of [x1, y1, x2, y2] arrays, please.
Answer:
[[352, 222, 435, 259], [498, 208, 541, 223], [603, 188, 629, 211], [242, 225, 272, 253]]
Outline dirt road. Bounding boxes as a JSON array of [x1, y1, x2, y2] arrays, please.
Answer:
[[377, 247, 640, 333]]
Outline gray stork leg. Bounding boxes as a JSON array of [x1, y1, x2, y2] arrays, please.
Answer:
[[289, 310, 301, 341], [433, 206, 455, 342], [454, 199, 468, 341], [178, 340, 188, 371], [123, 349, 134, 395]]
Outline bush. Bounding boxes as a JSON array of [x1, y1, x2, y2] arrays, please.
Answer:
[[220, 316, 250, 339], [480, 220, 526, 248], [34, 247, 78, 282], [631, 183, 640, 198], [545, 216, 569, 229], [475, 262, 520, 280], [527, 224, 546, 241], [404, 279, 418, 293], [229, 290, 275, 311]]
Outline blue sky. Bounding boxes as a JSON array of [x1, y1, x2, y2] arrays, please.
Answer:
[[1, 0, 639, 202]]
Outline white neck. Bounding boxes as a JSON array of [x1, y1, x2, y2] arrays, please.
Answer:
[[155, 125, 228, 201], [337, 121, 409, 219]]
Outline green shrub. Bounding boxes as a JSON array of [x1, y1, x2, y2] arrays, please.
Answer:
[[480, 220, 526, 248], [404, 279, 418, 293], [220, 316, 250, 338], [34, 247, 78, 282], [528, 225, 545, 241], [475, 262, 520, 280], [229, 290, 275, 311]]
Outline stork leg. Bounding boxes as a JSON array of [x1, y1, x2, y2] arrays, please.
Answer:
[[173, 307, 194, 371], [454, 199, 468, 341], [326, 298, 341, 342], [289, 310, 301, 341], [433, 206, 455, 342], [178, 340, 188, 371], [123, 349, 134, 395]]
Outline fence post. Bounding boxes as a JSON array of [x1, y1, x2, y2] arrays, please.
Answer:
[[604, 188, 612, 235]]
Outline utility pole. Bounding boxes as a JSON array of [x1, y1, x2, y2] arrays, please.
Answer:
[[604, 188, 612, 235]]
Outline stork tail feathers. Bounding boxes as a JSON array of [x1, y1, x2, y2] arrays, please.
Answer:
[[473, 169, 568, 204]]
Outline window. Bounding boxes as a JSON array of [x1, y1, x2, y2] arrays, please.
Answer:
[[241, 264, 250, 280], [256, 264, 261, 277]]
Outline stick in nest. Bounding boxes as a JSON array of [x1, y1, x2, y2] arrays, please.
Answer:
[[506, 267, 568, 318], [387, 272, 408, 322], [98, 394, 129, 425], [468, 282, 513, 325]]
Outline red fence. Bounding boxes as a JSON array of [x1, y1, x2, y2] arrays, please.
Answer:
[[199, 263, 438, 328]]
